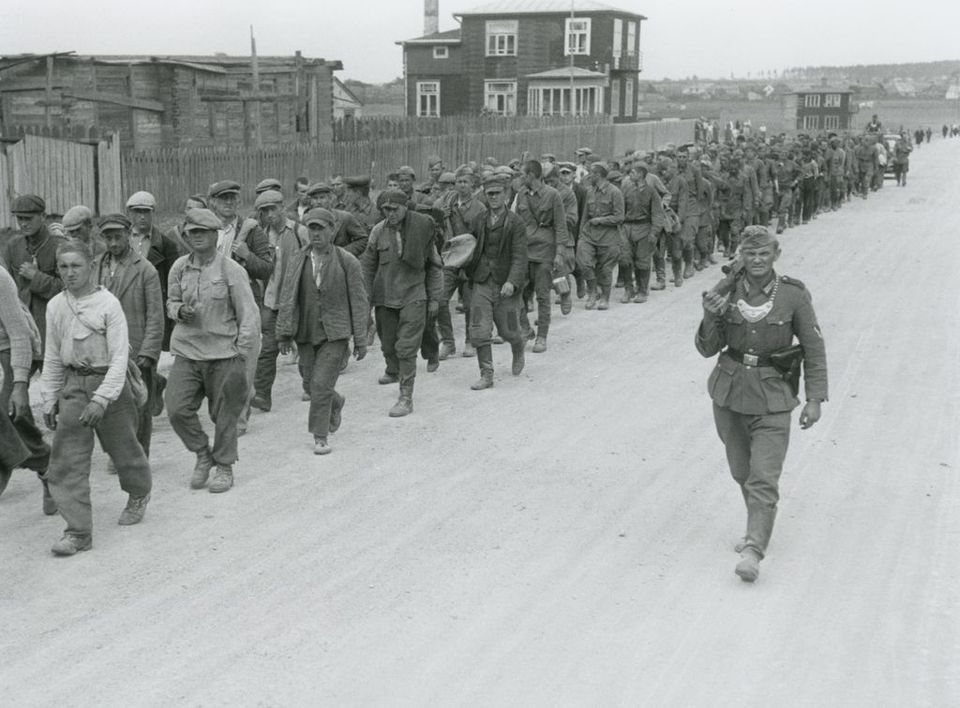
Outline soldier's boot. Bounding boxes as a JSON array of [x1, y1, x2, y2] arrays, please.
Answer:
[[559, 291, 573, 315], [461, 341, 476, 358], [208, 464, 234, 494], [736, 503, 777, 583], [389, 381, 414, 417], [533, 322, 548, 353], [510, 340, 525, 376], [683, 254, 696, 279], [651, 265, 667, 290], [597, 287, 611, 310], [633, 269, 650, 303], [438, 341, 456, 360], [672, 261, 684, 287], [620, 285, 635, 304], [0, 467, 10, 499], [470, 345, 495, 390], [190, 447, 215, 490], [584, 282, 597, 310], [775, 215, 786, 234]]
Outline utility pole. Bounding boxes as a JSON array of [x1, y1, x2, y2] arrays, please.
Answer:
[[250, 25, 263, 149]]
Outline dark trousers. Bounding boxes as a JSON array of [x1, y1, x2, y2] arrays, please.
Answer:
[[253, 306, 280, 404], [47, 370, 151, 537], [137, 364, 155, 456], [0, 351, 50, 491], [438, 268, 471, 346], [419, 311, 440, 363], [622, 223, 655, 294], [299, 338, 348, 439], [166, 355, 248, 466], [800, 177, 817, 222], [522, 261, 553, 338], [376, 302, 427, 386], [576, 238, 620, 296], [468, 279, 523, 347]]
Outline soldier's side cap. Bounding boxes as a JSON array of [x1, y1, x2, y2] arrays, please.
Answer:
[[11, 194, 45, 214], [379, 188, 409, 207], [208, 180, 241, 197], [740, 225, 777, 249], [62, 205, 94, 230], [542, 162, 556, 178], [255, 178, 282, 194], [254, 190, 284, 210], [441, 233, 478, 269], [98, 213, 132, 231], [438, 171, 457, 184], [344, 175, 371, 187], [183, 208, 223, 232], [125, 191, 157, 211], [303, 207, 336, 227], [307, 181, 333, 195]]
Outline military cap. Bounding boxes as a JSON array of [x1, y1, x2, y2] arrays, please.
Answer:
[[255, 178, 282, 195], [303, 207, 337, 227], [542, 162, 556, 179], [306, 182, 333, 196], [455, 166, 475, 178], [254, 190, 284, 210], [98, 213, 132, 231], [208, 180, 241, 198], [426, 155, 443, 167], [740, 225, 778, 250], [397, 165, 416, 177], [540, 153, 556, 162], [590, 161, 609, 176], [632, 161, 651, 174], [62, 205, 95, 231], [125, 191, 157, 211], [482, 174, 506, 191], [379, 188, 409, 208], [575, 147, 593, 156], [183, 208, 223, 232], [438, 171, 457, 185], [11, 194, 45, 214], [557, 162, 576, 174], [343, 175, 371, 188], [607, 170, 623, 183], [494, 165, 515, 177]]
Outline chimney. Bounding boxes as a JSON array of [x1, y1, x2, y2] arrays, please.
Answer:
[[424, 0, 439, 36]]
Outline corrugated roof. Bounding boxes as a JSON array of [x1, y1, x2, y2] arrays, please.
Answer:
[[457, 0, 644, 18]]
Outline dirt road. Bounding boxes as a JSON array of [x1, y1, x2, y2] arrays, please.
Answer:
[[2, 142, 958, 706]]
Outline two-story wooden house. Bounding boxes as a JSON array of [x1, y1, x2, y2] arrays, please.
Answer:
[[397, 0, 646, 120], [781, 86, 857, 132]]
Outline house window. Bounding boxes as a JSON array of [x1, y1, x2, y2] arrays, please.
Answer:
[[626, 21, 637, 55], [527, 86, 600, 116], [612, 18, 623, 64], [486, 20, 518, 56], [624, 77, 634, 117], [804, 94, 821, 108], [417, 81, 440, 117], [823, 114, 840, 130], [433, 46, 449, 59], [610, 80, 621, 117], [824, 93, 841, 107], [565, 17, 591, 55], [485, 80, 517, 116], [803, 114, 819, 130]]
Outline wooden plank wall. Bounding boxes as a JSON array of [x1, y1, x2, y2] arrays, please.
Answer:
[[0, 151, 10, 230], [97, 132, 123, 213]]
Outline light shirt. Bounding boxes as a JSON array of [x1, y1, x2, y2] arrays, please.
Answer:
[[130, 230, 152, 260]]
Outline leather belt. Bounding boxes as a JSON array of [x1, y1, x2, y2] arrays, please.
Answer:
[[724, 348, 772, 368]]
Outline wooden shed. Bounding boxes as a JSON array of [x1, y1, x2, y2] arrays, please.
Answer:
[[0, 52, 343, 151]]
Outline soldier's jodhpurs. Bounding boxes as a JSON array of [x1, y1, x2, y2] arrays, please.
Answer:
[[524, 261, 553, 338], [299, 338, 349, 439], [712, 403, 791, 558], [376, 302, 427, 387], [47, 369, 151, 538], [468, 279, 523, 348], [576, 236, 620, 297], [438, 267, 471, 346], [166, 355, 248, 466], [0, 350, 50, 484]]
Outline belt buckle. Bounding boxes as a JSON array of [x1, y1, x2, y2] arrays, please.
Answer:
[[743, 353, 759, 367]]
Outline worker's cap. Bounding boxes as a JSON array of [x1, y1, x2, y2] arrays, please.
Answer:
[[344, 175, 371, 188], [494, 165, 515, 177], [426, 155, 443, 167], [303, 207, 337, 227], [183, 208, 223, 232], [379, 188, 409, 208], [557, 162, 575, 174], [125, 191, 156, 211], [575, 147, 593, 156], [255, 178, 282, 195], [455, 166, 475, 178], [540, 153, 556, 161], [607, 169, 623, 182], [98, 213, 132, 232], [253, 190, 284, 210], [11, 194, 45, 214], [208, 180, 241, 198], [740, 225, 778, 250], [438, 171, 457, 185], [482, 174, 507, 192], [306, 182, 333, 196], [62, 205, 95, 231], [397, 165, 416, 177], [590, 161, 609, 176]]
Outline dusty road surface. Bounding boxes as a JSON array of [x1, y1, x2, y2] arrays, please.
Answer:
[[2, 142, 959, 706]]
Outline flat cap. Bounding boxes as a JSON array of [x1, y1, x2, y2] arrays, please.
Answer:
[[482, 174, 506, 191], [307, 182, 333, 196], [254, 190, 284, 210], [208, 180, 241, 198], [183, 208, 223, 232], [255, 178, 282, 195], [98, 213, 132, 231], [125, 191, 157, 211], [11, 194, 45, 214], [379, 188, 409, 208], [62, 205, 95, 230], [344, 175, 371, 188], [438, 172, 457, 185], [303, 207, 337, 227]]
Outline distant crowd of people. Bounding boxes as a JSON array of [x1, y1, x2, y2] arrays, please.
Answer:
[[0, 114, 930, 556]]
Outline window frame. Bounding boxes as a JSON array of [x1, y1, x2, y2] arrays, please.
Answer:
[[803, 114, 820, 130], [416, 81, 441, 117], [485, 20, 518, 56], [823, 93, 841, 108], [433, 46, 449, 59], [626, 21, 637, 56], [804, 94, 821, 108], [484, 79, 518, 116], [823, 114, 840, 130], [565, 17, 592, 56]]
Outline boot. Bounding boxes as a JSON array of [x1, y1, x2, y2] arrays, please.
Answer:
[[389, 382, 414, 417], [584, 289, 597, 310], [378, 372, 399, 385], [51, 534, 92, 556], [118, 493, 150, 526], [735, 548, 762, 583], [329, 393, 345, 433], [190, 447, 214, 490], [633, 269, 650, 302], [510, 341, 525, 376], [672, 261, 684, 287], [461, 341, 476, 358], [438, 342, 456, 360], [559, 292, 572, 315], [208, 464, 234, 493], [41, 477, 58, 516], [532, 336, 547, 353], [620, 286, 635, 304], [650, 277, 666, 291], [683, 257, 695, 279], [776, 216, 785, 234], [471, 345, 494, 390]]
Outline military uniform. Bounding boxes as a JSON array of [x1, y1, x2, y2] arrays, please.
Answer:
[[696, 267, 828, 573], [576, 177, 624, 308]]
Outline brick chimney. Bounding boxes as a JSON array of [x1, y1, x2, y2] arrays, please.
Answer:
[[424, 0, 439, 36]]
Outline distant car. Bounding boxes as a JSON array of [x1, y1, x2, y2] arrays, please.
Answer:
[[882, 134, 902, 179]]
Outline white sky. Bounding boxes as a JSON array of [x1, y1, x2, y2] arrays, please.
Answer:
[[2, 0, 958, 83]]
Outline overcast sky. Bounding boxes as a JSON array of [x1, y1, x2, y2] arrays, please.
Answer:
[[2, 0, 958, 83]]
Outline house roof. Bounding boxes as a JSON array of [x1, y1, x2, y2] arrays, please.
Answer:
[[456, 0, 645, 19], [334, 77, 363, 106], [526, 66, 608, 80], [0, 53, 343, 75], [396, 29, 462, 46]]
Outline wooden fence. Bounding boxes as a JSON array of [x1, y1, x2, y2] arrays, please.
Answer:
[[332, 114, 612, 142], [123, 119, 696, 217], [0, 131, 123, 228]]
